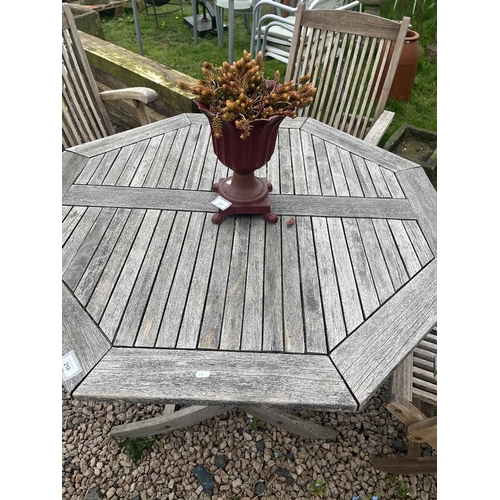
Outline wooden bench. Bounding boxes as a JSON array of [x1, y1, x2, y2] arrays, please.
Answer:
[[372, 326, 437, 474]]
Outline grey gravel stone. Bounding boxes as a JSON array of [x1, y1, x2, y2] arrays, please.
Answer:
[[191, 465, 214, 495], [62, 382, 437, 499], [254, 481, 267, 495]]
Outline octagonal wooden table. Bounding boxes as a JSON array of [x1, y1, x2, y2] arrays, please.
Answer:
[[62, 114, 436, 439]]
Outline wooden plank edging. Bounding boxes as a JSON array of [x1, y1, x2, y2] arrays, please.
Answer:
[[73, 348, 358, 411], [330, 259, 437, 407]]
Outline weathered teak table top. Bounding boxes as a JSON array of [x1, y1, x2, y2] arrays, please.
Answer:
[[62, 113, 437, 415]]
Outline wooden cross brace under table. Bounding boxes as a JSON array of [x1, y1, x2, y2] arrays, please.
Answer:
[[110, 404, 337, 440]]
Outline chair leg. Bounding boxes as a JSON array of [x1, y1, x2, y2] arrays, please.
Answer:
[[216, 6, 224, 46], [243, 12, 251, 33]]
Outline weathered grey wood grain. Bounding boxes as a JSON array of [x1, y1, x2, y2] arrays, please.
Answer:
[[300, 118, 420, 172], [63, 184, 416, 219], [327, 217, 363, 334], [197, 219, 235, 349], [312, 217, 346, 350], [356, 218, 394, 303], [397, 167, 437, 254], [172, 124, 202, 189], [63, 207, 116, 291], [76, 153, 105, 184], [116, 139, 150, 186], [351, 154, 377, 197], [74, 208, 130, 306], [130, 134, 163, 187], [290, 128, 308, 194], [176, 214, 219, 348], [330, 259, 437, 406], [86, 209, 146, 328], [69, 114, 191, 157], [102, 143, 135, 186], [184, 123, 211, 190], [114, 211, 175, 346], [220, 216, 251, 351], [110, 405, 233, 438], [343, 218, 379, 318], [156, 212, 206, 348], [300, 130, 321, 195], [74, 348, 357, 411], [365, 159, 392, 198], [264, 138, 281, 194], [371, 218, 409, 291], [263, 219, 284, 352], [198, 136, 220, 191], [135, 211, 190, 347], [62, 150, 91, 196], [278, 129, 294, 194], [242, 405, 337, 440], [62, 282, 111, 393], [88, 149, 120, 186], [241, 218, 266, 351], [143, 131, 176, 188], [62, 207, 102, 275], [388, 219, 422, 278], [157, 126, 190, 189], [378, 163, 405, 198], [403, 220, 434, 267], [281, 220, 305, 353], [338, 148, 363, 197], [324, 142, 348, 196], [296, 217, 327, 353], [99, 210, 161, 341], [62, 206, 86, 246], [62, 205, 72, 221]]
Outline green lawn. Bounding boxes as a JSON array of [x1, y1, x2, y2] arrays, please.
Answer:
[[99, 0, 437, 143]]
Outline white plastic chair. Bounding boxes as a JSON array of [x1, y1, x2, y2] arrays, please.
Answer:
[[214, 0, 255, 47], [250, 0, 360, 63]]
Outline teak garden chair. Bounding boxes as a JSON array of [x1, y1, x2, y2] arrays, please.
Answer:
[[285, 4, 410, 145], [372, 326, 437, 474], [62, 3, 158, 149]]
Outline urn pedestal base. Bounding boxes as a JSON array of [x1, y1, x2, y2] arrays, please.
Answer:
[[211, 174, 278, 224]]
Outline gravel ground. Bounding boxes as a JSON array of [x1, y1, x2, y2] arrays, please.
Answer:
[[62, 382, 437, 500]]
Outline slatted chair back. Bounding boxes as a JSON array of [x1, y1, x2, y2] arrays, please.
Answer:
[[62, 2, 116, 149], [285, 4, 410, 141]]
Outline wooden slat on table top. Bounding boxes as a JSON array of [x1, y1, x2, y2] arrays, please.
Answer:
[[72, 347, 358, 411], [63, 117, 410, 202], [330, 259, 437, 406], [62, 203, 435, 356], [63, 184, 415, 220]]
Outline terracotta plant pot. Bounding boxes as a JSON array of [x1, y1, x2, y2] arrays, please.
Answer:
[[195, 99, 285, 224], [389, 29, 420, 101]]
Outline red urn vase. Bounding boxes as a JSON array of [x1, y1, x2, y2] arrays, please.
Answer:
[[195, 99, 285, 224]]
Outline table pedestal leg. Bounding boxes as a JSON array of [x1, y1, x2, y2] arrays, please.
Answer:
[[242, 405, 337, 440], [110, 405, 233, 439], [110, 405, 337, 440]]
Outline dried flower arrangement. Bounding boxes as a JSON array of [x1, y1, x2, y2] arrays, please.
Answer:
[[178, 50, 316, 139]]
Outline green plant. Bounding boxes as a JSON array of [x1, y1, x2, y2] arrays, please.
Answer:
[[177, 50, 316, 139], [118, 436, 163, 464], [249, 416, 265, 430], [309, 479, 325, 497], [352, 495, 381, 500], [395, 480, 411, 499]]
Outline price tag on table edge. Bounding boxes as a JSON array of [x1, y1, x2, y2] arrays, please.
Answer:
[[211, 195, 232, 211], [62, 350, 83, 381]]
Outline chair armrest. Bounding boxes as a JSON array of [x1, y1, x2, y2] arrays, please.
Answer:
[[363, 109, 394, 145], [100, 87, 158, 104]]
